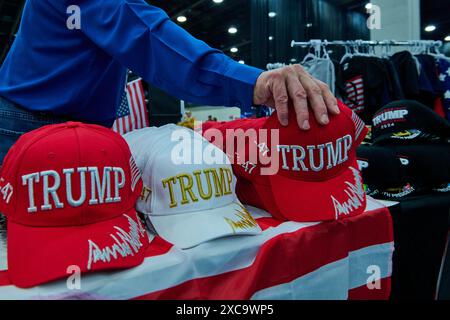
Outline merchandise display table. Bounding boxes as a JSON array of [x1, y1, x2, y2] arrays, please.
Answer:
[[389, 193, 450, 300], [0, 198, 393, 300]]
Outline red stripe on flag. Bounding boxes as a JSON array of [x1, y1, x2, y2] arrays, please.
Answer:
[[348, 277, 391, 300], [255, 217, 284, 231], [122, 116, 127, 135], [144, 236, 174, 258], [126, 86, 136, 132], [118, 117, 124, 135], [137, 80, 149, 127], [0, 271, 10, 286], [129, 83, 141, 129], [0, 238, 173, 287]]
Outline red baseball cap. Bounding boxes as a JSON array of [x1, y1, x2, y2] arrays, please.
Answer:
[[202, 118, 285, 220], [203, 100, 368, 222], [0, 122, 149, 288]]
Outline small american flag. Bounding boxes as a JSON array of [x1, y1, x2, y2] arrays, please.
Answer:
[[112, 78, 150, 135], [129, 156, 141, 192]]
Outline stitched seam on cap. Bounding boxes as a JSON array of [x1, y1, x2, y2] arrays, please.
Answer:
[[74, 127, 84, 226]]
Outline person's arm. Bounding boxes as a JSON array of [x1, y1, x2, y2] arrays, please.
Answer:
[[45, 0, 339, 129], [45, 0, 262, 110]]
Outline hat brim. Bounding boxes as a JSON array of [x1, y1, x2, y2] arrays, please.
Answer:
[[149, 201, 261, 249], [265, 158, 367, 222], [237, 178, 286, 221], [7, 209, 150, 288]]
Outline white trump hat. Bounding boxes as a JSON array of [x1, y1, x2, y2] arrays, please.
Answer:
[[124, 125, 261, 249]]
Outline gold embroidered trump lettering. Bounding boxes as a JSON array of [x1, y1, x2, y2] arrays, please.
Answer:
[[161, 167, 234, 208]]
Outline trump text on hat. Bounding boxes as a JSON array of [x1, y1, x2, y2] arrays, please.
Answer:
[[373, 108, 408, 128], [277, 134, 353, 173], [162, 167, 233, 208], [22, 166, 126, 213]]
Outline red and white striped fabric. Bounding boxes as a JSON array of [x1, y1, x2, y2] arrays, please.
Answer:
[[129, 156, 141, 192], [345, 75, 365, 114], [352, 109, 366, 142], [112, 79, 150, 135], [0, 197, 394, 300]]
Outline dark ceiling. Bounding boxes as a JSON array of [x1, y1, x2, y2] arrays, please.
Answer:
[[0, 0, 24, 63], [420, 0, 450, 41], [149, 0, 252, 64], [148, 0, 372, 65]]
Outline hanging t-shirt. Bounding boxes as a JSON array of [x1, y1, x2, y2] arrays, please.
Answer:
[[302, 58, 336, 95], [390, 51, 421, 99], [384, 58, 405, 101], [415, 54, 444, 108], [341, 55, 396, 123], [333, 59, 347, 101], [437, 57, 450, 121]]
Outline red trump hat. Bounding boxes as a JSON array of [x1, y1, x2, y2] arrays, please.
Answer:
[[202, 117, 284, 219], [203, 100, 368, 222], [0, 122, 149, 288]]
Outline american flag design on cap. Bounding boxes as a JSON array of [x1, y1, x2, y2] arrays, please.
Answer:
[[352, 110, 366, 142], [130, 156, 141, 192]]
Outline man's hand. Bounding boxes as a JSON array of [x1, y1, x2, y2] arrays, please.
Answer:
[[253, 64, 340, 130]]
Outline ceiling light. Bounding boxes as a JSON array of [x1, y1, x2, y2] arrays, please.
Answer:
[[445, 35, 450, 42], [230, 47, 238, 53], [424, 25, 436, 32], [268, 12, 277, 18], [177, 16, 187, 23], [239, 60, 245, 64], [228, 27, 238, 34], [269, 36, 274, 41], [213, 0, 223, 3], [365, 3, 373, 10]]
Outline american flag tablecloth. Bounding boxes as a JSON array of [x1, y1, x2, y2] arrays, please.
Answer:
[[0, 197, 393, 300]]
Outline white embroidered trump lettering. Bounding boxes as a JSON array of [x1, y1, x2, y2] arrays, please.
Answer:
[[22, 166, 127, 213], [277, 134, 353, 172]]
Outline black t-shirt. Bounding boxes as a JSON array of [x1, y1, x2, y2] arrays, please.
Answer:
[[340, 55, 397, 123], [390, 51, 421, 98], [384, 58, 405, 101], [332, 59, 347, 100], [390, 51, 444, 108]]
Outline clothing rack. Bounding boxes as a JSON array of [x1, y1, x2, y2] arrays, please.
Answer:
[[291, 39, 443, 49], [268, 40, 443, 70]]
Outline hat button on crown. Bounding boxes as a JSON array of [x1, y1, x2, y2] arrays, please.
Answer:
[[66, 122, 79, 128]]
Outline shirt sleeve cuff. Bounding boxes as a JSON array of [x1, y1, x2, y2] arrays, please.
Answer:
[[224, 61, 264, 112]]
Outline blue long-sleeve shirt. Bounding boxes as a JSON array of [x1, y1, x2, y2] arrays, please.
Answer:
[[0, 0, 263, 127]]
